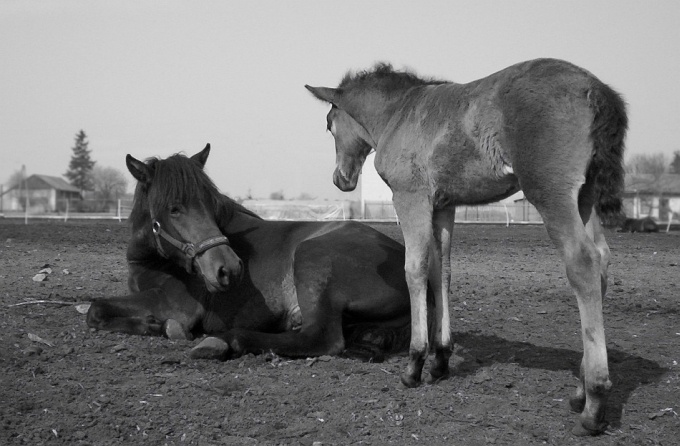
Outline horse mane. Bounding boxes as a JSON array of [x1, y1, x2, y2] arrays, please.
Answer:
[[129, 153, 263, 230], [338, 62, 448, 94]]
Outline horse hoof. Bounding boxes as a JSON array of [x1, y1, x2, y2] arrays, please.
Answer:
[[190, 337, 230, 361], [400, 372, 421, 388], [571, 420, 606, 437], [425, 371, 450, 385], [164, 319, 190, 340]]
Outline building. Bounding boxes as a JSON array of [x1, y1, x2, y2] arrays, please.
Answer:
[[623, 174, 680, 221], [1, 175, 82, 213]]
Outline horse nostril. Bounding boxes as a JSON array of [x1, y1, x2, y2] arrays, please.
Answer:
[[217, 266, 230, 287]]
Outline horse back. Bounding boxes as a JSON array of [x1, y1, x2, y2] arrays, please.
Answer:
[[376, 59, 622, 207]]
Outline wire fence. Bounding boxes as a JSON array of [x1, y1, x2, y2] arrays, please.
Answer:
[[0, 198, 134, 222], [361, 200, 543, 225], [1, 198, 545, 225]]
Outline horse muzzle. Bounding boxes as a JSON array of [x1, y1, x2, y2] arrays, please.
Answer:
[[194, 247, 244, 293], [333, 168, 358, 192]]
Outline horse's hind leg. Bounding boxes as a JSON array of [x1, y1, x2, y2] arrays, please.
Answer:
[[533, 200, 611, 435], [569, 209, 610, 414]]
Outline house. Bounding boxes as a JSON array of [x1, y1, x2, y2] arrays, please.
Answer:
[[623, 174, 680, 220], [1, 175, 82, 213], [510, 174, 680, 223]]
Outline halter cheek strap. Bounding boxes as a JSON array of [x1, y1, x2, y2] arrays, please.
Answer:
[[150, 217, 231, 274]]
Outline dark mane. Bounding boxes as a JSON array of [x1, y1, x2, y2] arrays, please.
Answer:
[[338, 62, 448, 94], [129, 153, 262, 230]]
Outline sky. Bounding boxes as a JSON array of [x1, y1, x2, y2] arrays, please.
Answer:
[[1, 1, 679, 200]]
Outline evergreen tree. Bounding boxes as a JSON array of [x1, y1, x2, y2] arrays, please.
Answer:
[[65, 130, 95, 192], [670, 151, 680, 174]]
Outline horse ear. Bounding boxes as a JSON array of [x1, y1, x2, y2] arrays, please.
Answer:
[[191, 143, 211, 169], [305, 85, 340, 105], [126, 154, 152, 183]]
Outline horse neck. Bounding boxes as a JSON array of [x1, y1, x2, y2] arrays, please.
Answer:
[[214, 195, 265, 235], [218, 207, 263, 235], [126, 218, 158, 262], [343, 88, 414, 148]]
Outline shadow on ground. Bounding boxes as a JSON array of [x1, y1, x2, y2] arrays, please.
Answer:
[[453, 331, 666, 428]]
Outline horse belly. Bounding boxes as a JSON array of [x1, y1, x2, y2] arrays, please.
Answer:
[[436, 174, 519, 207], [429, 146, 520, 207]]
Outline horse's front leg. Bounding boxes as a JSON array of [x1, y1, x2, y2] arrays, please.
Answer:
[[87, 287, 202, 340], [393, 191, 434, 387], [427, 207, 455, 383]]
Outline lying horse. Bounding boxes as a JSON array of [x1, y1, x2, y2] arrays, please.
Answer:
[[618, 217, 659, 233], [307, 58, 627, 435], [87, 144, 426, 360]]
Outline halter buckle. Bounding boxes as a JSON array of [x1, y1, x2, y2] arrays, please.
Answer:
[[183, 244, 197, 258]]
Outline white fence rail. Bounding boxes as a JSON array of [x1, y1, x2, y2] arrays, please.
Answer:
[[0, 198, 134, 222], [5, 198, 680, 233], [1, 198, 544, 225]]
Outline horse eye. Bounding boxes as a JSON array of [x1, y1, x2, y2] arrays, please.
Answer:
[[169, 205, 182, 216]]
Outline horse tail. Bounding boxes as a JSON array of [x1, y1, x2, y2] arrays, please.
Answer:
[[585, 80, 628, 221]]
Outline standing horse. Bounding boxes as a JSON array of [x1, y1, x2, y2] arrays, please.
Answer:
[[306, 58, 627, 435], [87, 144, 428, 361]]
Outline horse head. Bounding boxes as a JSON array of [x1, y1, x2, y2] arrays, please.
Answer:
[[127, 144, 244, 292], [306, 85, 374, 192]]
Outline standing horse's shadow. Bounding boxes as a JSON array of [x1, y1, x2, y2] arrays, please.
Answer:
[[451, 331, 665, 428]]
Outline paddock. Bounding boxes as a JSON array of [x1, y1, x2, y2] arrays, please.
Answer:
[[1, 219, 677, 444]]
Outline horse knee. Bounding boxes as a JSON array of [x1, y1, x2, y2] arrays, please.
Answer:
[[86, 302, 108, 329]]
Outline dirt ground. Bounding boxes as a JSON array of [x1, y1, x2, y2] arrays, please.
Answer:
[[1, 219, 678, 445]]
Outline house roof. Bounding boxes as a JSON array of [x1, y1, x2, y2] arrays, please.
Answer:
[[29, 175, 81, 193], [624, 174, 680, 195]]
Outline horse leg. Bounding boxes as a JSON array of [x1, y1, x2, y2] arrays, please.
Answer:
[[569, 210, 611, 417], [426, 207, 455, 383], [224, 252, 347, 358], [223, 300, 345, 358], [223, 314, 345, 359], [537, 204, 611, 435], [392, 191, 433, 387], [87, 287, 203, 340]]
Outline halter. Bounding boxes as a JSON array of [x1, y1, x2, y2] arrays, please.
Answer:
[[150, 209, 231, 273]]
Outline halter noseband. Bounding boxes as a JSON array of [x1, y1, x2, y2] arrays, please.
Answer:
[[150, 213, 231, 274]]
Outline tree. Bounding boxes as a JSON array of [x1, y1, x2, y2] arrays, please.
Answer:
[[269, 190, 285, 200], [670, 151, 680, 174], [65, 130, 95, 192], [92, 165, 128, 201], [624, 153, 668, 176], [5, 168, 24, 189]]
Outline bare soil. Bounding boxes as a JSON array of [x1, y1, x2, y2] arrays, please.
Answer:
[[1, 219, 678, 445]]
